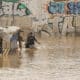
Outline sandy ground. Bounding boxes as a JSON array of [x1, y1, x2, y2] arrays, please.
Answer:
[[0, 36, 80, 80]]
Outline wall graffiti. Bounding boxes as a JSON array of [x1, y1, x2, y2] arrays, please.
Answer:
[[1, 1, 80, 16], [48, 2, 65, 14], [48, 1, 80, 14], [0, 1, 31, 16]]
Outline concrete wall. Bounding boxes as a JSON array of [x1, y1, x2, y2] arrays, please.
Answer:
[[0, 0, 80, 36], [0, 16, 32, 28]]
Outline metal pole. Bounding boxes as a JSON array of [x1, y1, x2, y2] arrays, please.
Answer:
[[74, 0, 78, 35], [12, 2, 15, 26]]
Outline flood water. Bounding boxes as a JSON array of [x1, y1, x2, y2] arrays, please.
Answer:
[[0, 36, 80, 80]]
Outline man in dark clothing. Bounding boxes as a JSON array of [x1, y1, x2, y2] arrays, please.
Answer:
[[0, 37, 3, 53], [17, 30, 23, 49], [17, 30, 23, 57], [25, 32, 40, 48]]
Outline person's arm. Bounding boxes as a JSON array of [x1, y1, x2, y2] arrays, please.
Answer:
[[34, 37, 40, 44]]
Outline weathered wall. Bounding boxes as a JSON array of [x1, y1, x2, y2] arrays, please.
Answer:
[[0, 16, 32, 29], [0, 0, 80, 36]]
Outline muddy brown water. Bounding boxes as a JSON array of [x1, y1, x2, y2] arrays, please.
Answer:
[[0, 36, 80, 80]]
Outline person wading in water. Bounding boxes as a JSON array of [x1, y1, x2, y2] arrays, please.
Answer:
[[25, 32, 40, 48]]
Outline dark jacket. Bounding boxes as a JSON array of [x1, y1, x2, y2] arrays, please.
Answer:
[[25, 35, 37, 48]]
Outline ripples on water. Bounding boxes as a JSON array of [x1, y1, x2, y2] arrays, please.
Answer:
[[0, 36, 80, 80]]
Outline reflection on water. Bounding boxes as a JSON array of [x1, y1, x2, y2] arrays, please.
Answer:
[[0, 54, 21, 68], [0, 57, 3, 67], [0, 36, 80, 80], [26, 49, 36, 61]]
